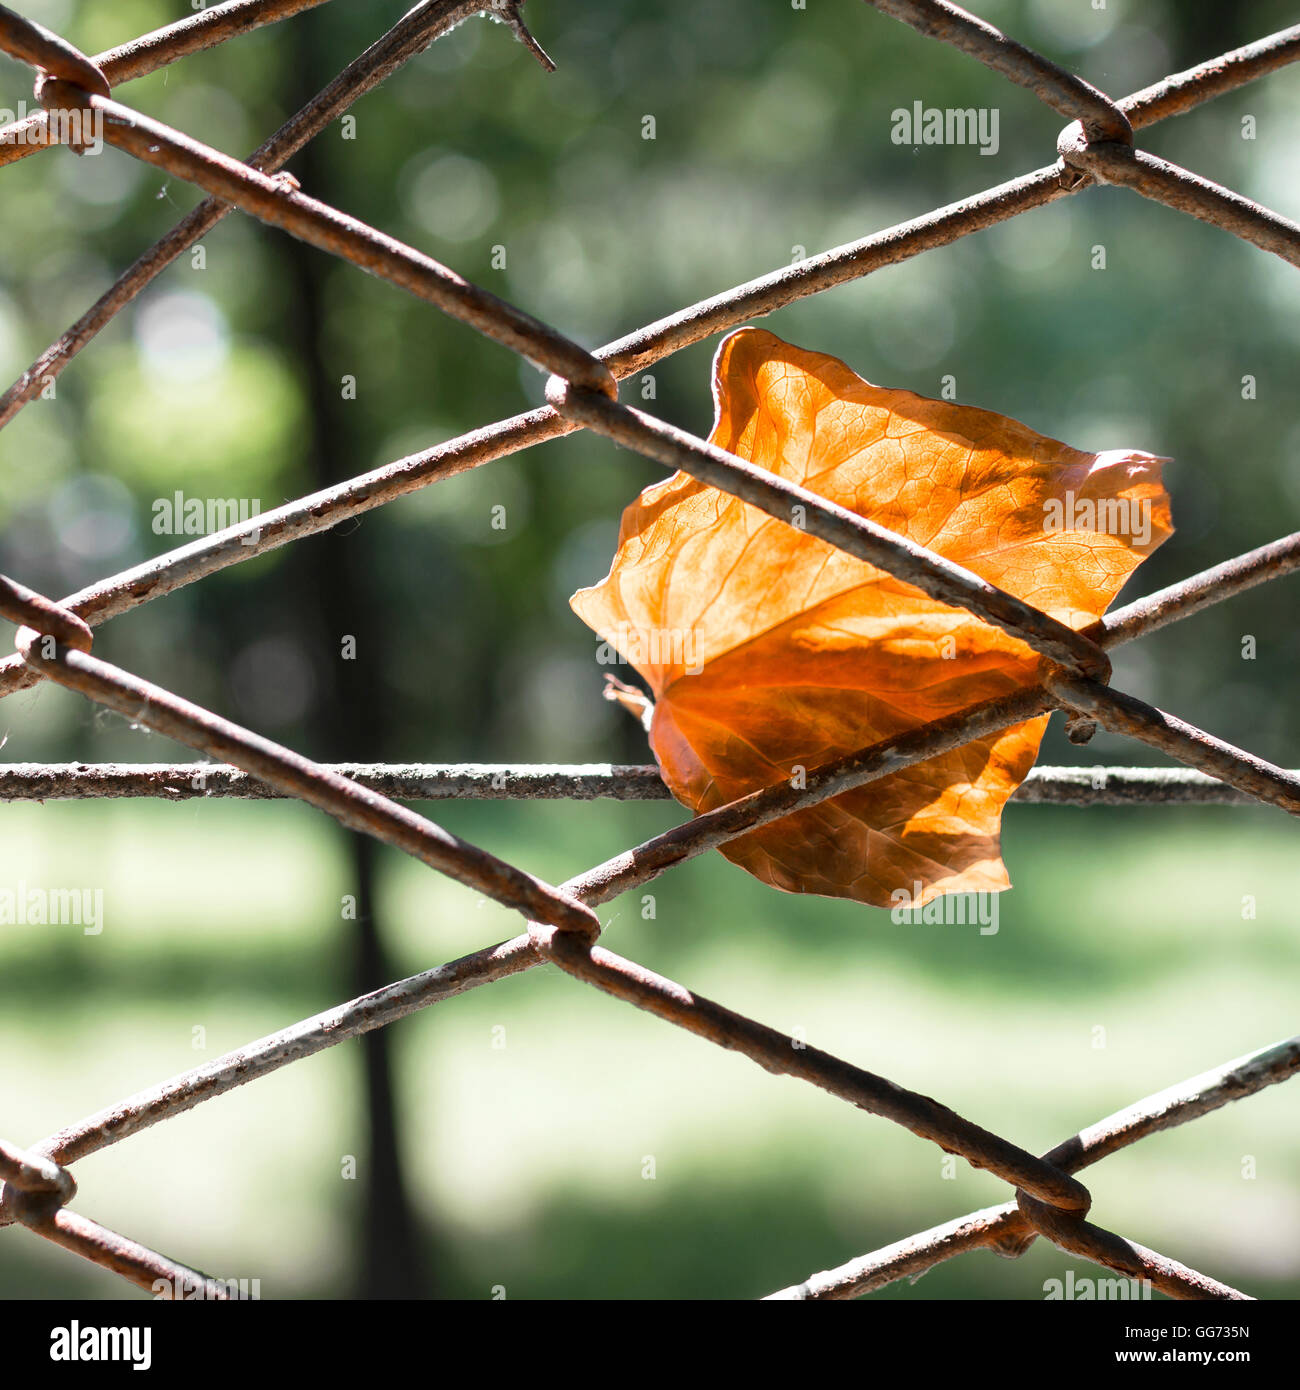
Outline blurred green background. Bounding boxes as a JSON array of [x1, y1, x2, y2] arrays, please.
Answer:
[[0, 0, 1297, 1300]]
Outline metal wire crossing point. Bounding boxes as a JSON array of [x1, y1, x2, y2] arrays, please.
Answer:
[[0, 0, 1298, 1301]]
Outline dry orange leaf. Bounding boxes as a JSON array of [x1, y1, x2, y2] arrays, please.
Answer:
[[572, 328, 1173, 908]]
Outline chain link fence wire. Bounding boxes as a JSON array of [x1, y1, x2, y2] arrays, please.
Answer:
[[0, 0, 1298, 1300]]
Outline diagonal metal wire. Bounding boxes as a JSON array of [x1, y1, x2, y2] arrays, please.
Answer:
[[0, 25, 1297, 701], [0, 0, 1297, 1302], [0, 1136, 236, 1298], [0, 588, 597, 938], [0, 0, 335, 166], [0, 0, 527, 429], [768, 1036, 1300, 1300], [33, 73, 616, 392], [864, 0, 1131, 141]]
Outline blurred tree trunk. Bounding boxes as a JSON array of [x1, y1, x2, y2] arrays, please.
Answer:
[[272, 23, 431, 1300]]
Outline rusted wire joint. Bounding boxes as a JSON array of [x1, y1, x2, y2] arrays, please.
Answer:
[[1056, 117, 1136, 189], [1014, 1188, 1251, 1300], [0, 4, 110, 97], [0, 1137, 77, 1226], [0, 3, 108, 156], [0, 574, 94, 655]]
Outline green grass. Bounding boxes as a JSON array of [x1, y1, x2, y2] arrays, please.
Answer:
[[0, 797, 1296, 1299]]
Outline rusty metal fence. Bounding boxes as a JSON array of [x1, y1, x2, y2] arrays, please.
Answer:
[[0, 0, 1297, 1302]]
